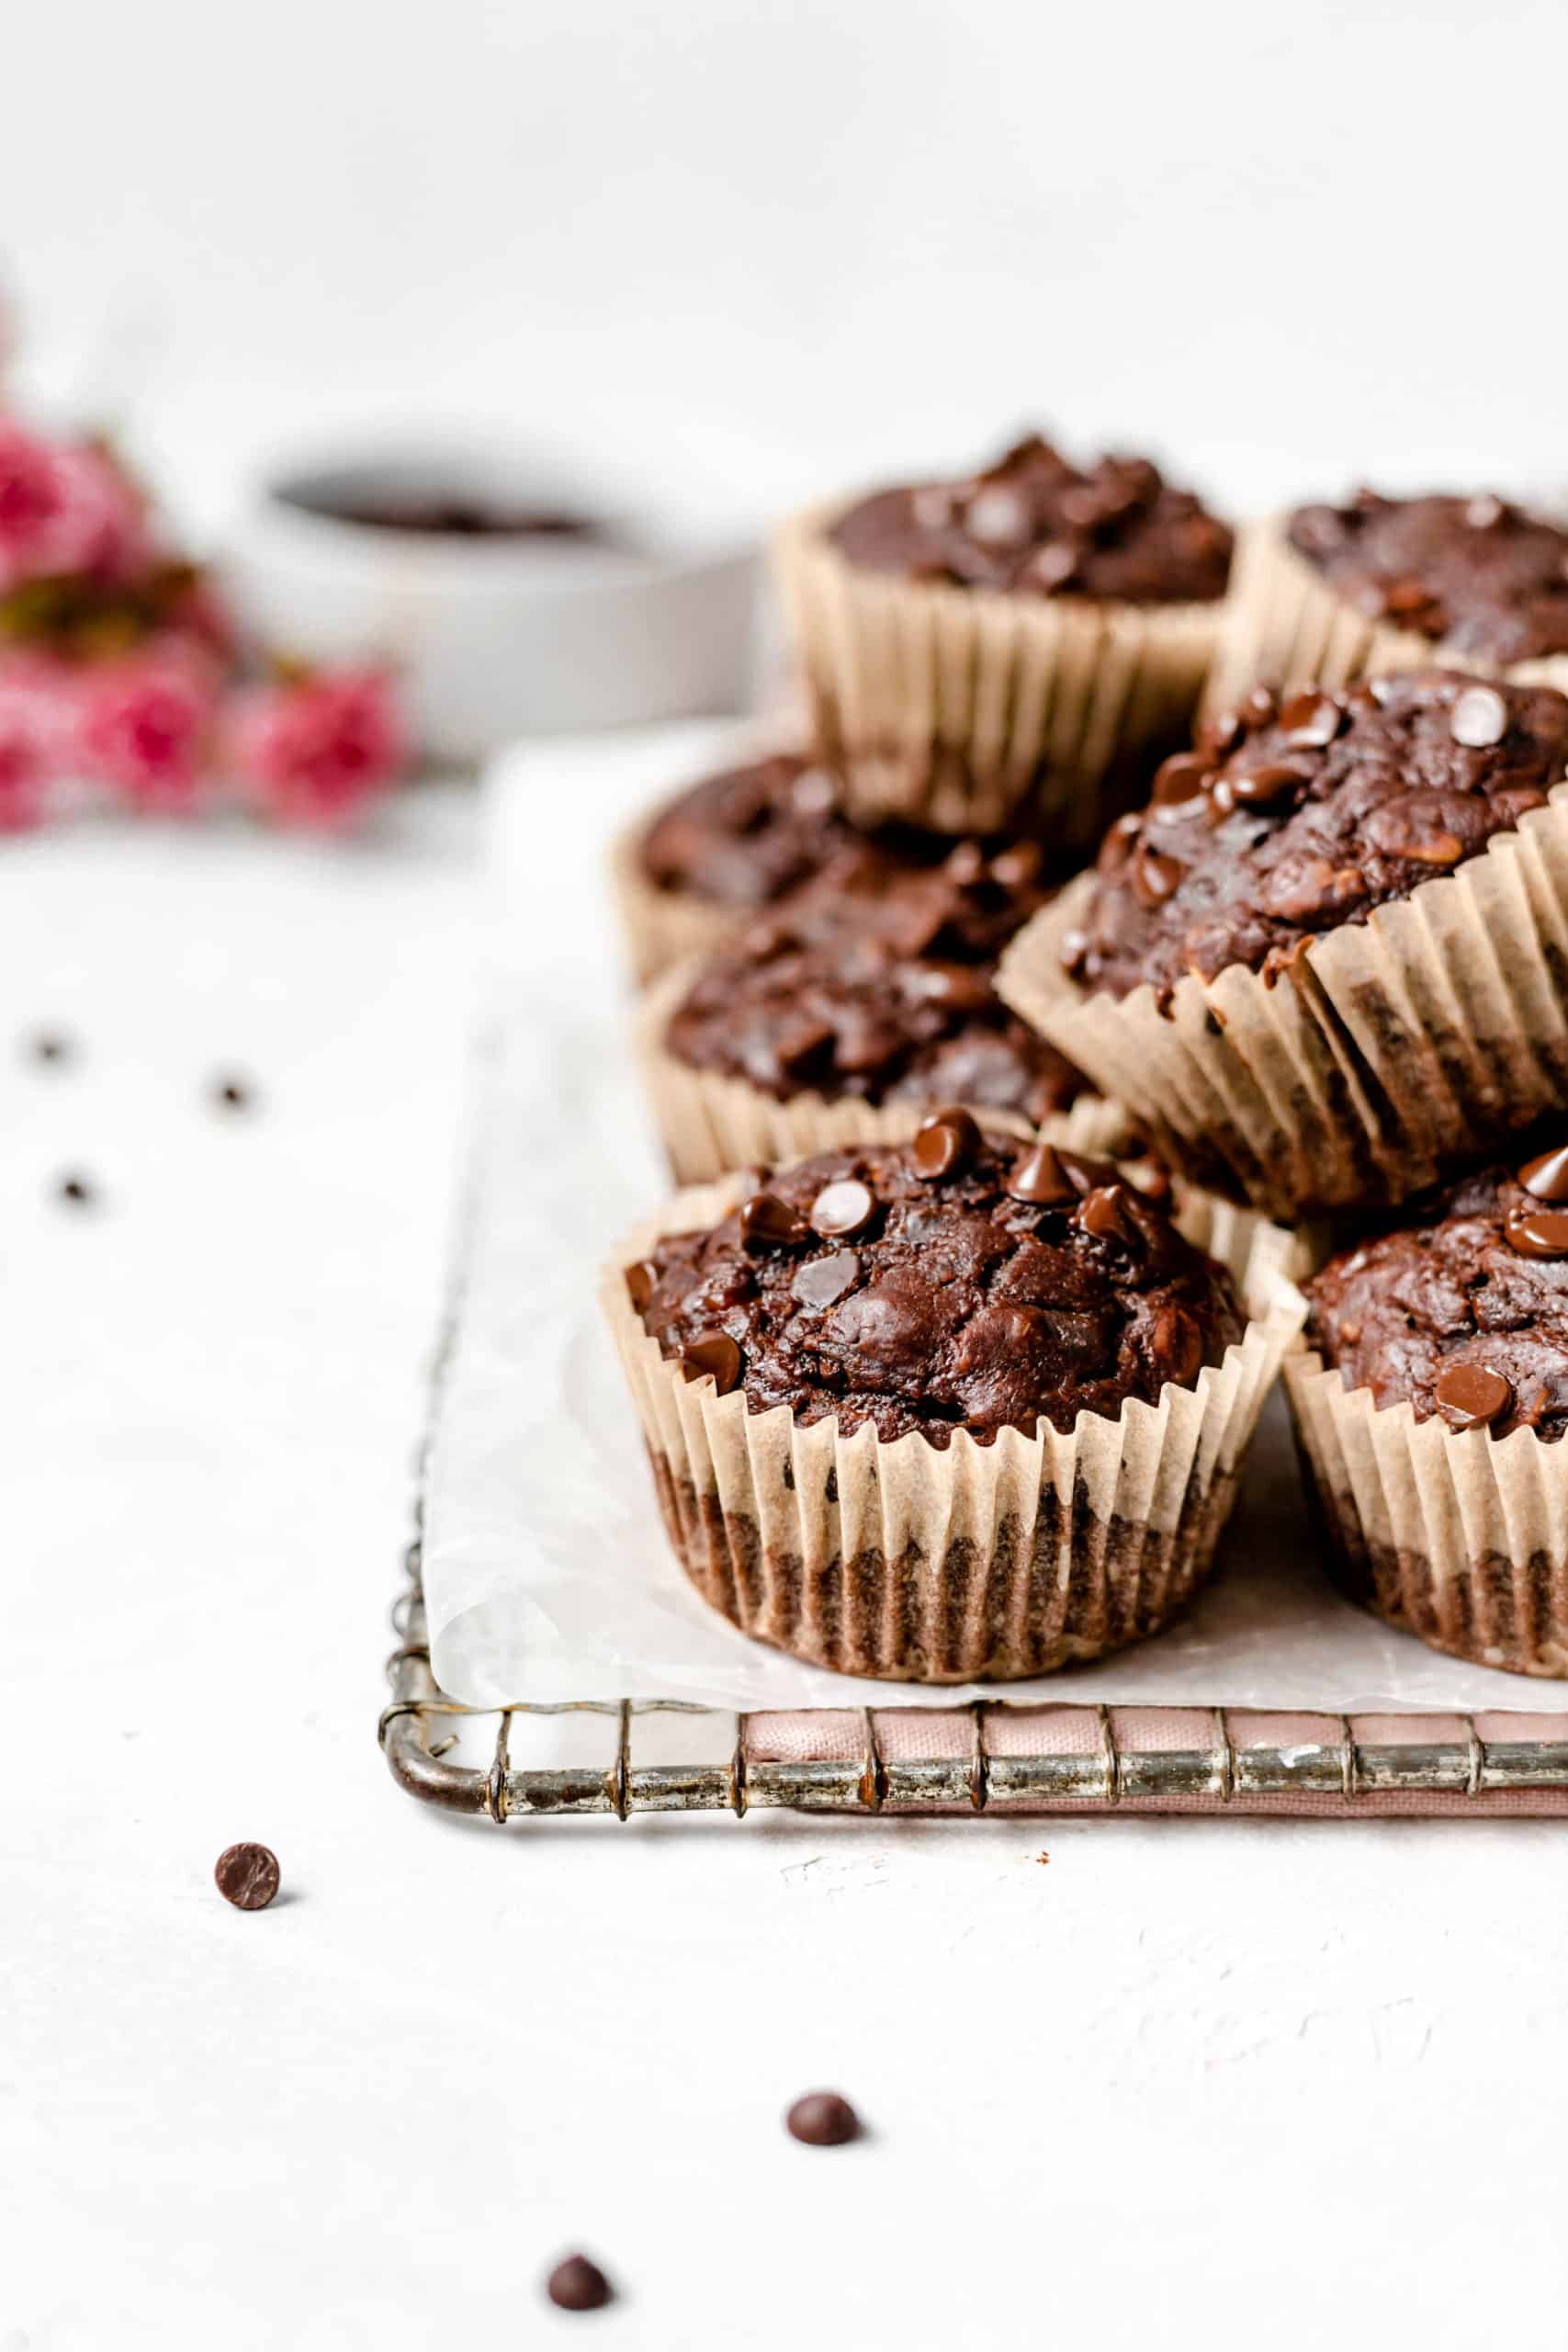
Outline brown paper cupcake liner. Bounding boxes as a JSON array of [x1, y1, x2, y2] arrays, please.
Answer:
[[1285, 1350, 1568, 1679], [634, 956, 1141, 1185], [1206, 516, 1568, 713], [773, 504, 1223, 841], [997, 801, 1568, 1218], [610, 819, 742, 986], [603, 1171, 1304, 1682]]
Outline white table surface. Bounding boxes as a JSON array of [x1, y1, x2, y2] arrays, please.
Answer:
[[6, 745, 1566, 2352]]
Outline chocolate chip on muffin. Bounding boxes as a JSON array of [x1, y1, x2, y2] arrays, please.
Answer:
[[829, 434, 1233, 606], [1066, 669, 1568, 1008]]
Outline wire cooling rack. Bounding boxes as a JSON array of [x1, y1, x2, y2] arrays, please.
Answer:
[[378, 1524, 1568, 1824]]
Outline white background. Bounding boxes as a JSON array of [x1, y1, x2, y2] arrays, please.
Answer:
[[6, 7, 1568, 2347], [6, 0, 1568, 530]]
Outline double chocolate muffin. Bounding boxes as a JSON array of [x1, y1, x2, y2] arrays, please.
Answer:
[[775, 429, 1234, 838], [1213, 485, 1568, 711], [998, 670, 1568, 1217], [639, 837, 1127, 1183], [606, 1125, 1300, 1679], [1288, 1140, 1568, 1675]]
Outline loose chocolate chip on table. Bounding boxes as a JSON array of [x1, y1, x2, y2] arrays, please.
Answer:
[[912, 1107, 981, 1181], [740, 1192, 810, 1250], [624, 1258, 660, 1312], [546, 2255, 614, 2312], [809, 1178, 875, 1240], [1505, 1207, 1568, 1260], [27, 1031, 73, 1067], [680, 1332, 743, 1392], [786, 2090, 863, 2147], [211, 1076, 255, 1113], [1450, 685, 1509, 749], [56, 1173, 96, 1208], [1006, 1141, 1077, 1206], [793, 1250, 861, 1311], [1435, 1363, 1513, 1430], [214, 1842, 280, 1911], [1518, 1143, 1568, 1203]]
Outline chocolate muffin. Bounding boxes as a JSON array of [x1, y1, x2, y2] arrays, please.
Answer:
[[998, 672, 1568, 1218], [1212, 487, 1568, 711], [604, 1127, 1302, 1679], [1287, 1142, 1568, 1676], [638, 837, 1131, 1184], [614, 751, 859, 983], [775, 430, 1233, 839]]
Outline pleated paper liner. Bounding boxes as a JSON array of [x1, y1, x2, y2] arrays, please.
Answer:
[[633, 954, 1141, 1186], [602, 1165, 1306, 1682], [996, 801, 1568, 1220], [1206, 516, 1568, 714], [610, 818, 741, 987], [773, 503, 1223, 842], [1286, 1350, 1568, 1679]]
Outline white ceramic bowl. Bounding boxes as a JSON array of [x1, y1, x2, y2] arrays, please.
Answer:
[[221, 444, 760, 761]]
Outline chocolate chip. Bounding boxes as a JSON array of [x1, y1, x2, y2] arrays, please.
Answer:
[[546, 2256, 614, 2312], [56, 1172, 96, 1208], [1505, 1207, 1568, 1260], [908, 961, 994, 1013], [625, 1258, 660, 1312], [1465, 494, 1506, 531], [1201, 707, 1243, 758], [1242, 685, 1278, 728], [785, 2091, 862, 2146], [988, 842, 1042, 889], [912, 1107, 981, 1181], [1435, 1363, 1513, 1431], [1518, 1143, 1568, 1203], [1450, 685, 1509, 749], [792, 1250, 861, 1310], [1149, 752, 1210, 808], [214, 1842, 280, 1911], [942, 841, 987, 886], [1024, 540, 1080, 592], [1278, 689, 1343, 750], [964, 485, 1032, 549], [810, 1178, 875, 1239], [27, 1030, 73, 1067], [1078, 1183, 1141, 1249], [211, 1075, 255, 1113], [1132, 844, 1185, 908], [1382, 574, 1438, 618], [1230, 760, 1309, 808], [740, 1192, 810, 1250], [1006, 1141, 1077, 1205], [680, 1332, 743, 1392], [1097, 811, 1142, 876], [1058, 927, 1090, 980]]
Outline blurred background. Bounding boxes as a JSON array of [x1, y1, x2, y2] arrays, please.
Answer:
[[6, 0, 1565, 546]]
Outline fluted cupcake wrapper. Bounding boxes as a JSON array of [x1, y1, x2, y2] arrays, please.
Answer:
[[634, 955, 1140, 1186], [1285, 1351, 1568, 1679], [603, 1171, 1304, 1682], [1206, 516, 1568, 713], [997, 803, 1568, 1218], [609, 819, 742, 987], [773, 504, 1223, 840]]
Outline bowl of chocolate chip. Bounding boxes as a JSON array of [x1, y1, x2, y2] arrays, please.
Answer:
[[225, 439, 759, 759]]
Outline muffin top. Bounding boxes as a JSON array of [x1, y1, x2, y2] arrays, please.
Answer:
[[626, 1125, 1244, 1447], [1306, 1141, 1568, 1442], [664, 839, 1086, 1124], [1287, 489, 1568, 664], [827, 432, 1233, 605], [637, 751, 861, 909], [1062, 670, 1568, 1006]]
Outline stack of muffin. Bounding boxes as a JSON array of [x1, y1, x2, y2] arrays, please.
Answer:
[[604, 434, 1568, 1685]]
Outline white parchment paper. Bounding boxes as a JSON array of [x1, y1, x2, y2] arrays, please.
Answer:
[[423, 726, 1548, 1714]]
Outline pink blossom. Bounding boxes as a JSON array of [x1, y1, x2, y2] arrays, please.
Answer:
[[76, 645, 219, 813], [226, 667, 405, 829], [0, 424, 152, 593], [0, 694, 48, 829]]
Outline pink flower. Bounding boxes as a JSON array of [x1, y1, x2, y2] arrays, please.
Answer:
[[0, 695, 47, 829], [227, 667, 405, 829], [0, 424, 152, 593], [76, 644, 219, 813]]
